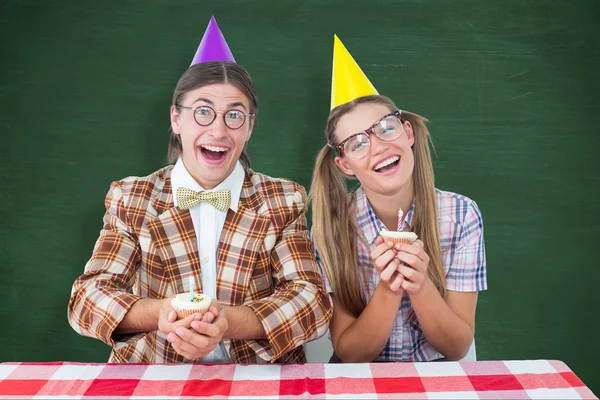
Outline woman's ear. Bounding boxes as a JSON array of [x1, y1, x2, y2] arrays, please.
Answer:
[[404, 120, 415, 146], [334, 155, 356, 177]]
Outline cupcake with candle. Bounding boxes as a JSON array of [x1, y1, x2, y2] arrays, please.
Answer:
[[379, 208, 418, 245], [171, 277, 213, 319]]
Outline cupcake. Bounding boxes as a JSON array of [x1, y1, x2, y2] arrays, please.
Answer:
[[171, 292, 213, 319], [379, 230, 418, 245], [380, 207, 418, 244]]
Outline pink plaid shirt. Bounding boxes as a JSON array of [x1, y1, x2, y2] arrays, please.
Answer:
[[314, 186, 487, 361]]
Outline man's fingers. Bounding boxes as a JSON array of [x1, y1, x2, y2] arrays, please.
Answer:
[[172, 326, 211, 349], [168, 332, 200, 359], [202, 312, 215, 323], [176, 313, 200, 327], [162, 313, 200, 333], [191, 320, 221, 337], [209, 301, 223, 313]]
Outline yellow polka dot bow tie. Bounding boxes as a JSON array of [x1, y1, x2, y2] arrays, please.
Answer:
[[176, 187, 231, 212]]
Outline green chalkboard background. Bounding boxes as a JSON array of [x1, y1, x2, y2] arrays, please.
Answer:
[[1, 0, 598, 394]]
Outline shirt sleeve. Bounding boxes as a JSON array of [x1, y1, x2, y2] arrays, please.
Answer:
[[67, 180, 143, 346], [445, 199, 487, 292]]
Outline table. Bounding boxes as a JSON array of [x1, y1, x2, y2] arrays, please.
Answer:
[[0, 360, 596, 399]]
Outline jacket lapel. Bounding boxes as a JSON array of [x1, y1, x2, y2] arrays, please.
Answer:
[[147, 171, 203, 295]]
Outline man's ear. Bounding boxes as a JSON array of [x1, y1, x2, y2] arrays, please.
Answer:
[[170, 105, 181, 134], [245, 114, 255, 141]]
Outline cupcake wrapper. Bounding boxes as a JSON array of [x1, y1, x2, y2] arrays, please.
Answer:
[[175, 309, 208, 320], [389, 237, 417, 244]]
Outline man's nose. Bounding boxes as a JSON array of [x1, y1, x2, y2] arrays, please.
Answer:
[[207, 114, 228, 137]]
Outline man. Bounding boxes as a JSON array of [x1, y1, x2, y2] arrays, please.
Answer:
[[68, 16, 331, 363]]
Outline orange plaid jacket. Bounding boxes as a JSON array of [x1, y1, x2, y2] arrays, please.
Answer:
[[68, 165, 332, 363]]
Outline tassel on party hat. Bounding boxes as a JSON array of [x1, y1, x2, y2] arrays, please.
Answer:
[[330, 35, 378, 110], [190, 16, 236, 66]]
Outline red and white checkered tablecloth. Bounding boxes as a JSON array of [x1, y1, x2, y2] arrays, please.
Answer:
[[0, 360, 596, 399]]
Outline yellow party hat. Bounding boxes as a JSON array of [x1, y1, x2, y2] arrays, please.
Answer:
[[330, 35, 379, 110]]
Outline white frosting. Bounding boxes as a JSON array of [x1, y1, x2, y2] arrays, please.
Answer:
[[171, 293, 212, 312]]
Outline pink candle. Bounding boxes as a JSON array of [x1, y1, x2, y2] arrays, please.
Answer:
[[397, 208, 404, 232]]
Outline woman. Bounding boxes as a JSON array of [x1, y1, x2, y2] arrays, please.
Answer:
[[310, 94, 486, 362]]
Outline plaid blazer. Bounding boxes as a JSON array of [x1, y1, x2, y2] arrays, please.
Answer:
[[68, 165, 332, 364]]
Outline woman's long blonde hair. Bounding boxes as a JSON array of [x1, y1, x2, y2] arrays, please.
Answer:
[[309, 95, 446, 318]]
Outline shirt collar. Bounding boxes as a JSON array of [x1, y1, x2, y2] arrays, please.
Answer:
[[171, 157, 244, 212], [353, 186, 416, 246]]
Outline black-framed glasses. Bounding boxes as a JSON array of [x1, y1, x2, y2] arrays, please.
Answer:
[[176, 104, 254, 130], [333, 110, 405, 160]]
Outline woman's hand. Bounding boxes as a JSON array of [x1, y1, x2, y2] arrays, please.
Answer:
[[395, 240, 431, 295], [372, 236, 404, 293]]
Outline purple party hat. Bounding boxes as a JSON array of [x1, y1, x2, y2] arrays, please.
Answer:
[[190, 16, 236, 66]]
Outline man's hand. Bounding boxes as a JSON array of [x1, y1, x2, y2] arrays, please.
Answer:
[[165, 299, 228, 360], [157, 297, 202, 337]]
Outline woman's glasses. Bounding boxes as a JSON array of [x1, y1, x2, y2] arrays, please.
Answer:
[[335, 110, 404, 160]]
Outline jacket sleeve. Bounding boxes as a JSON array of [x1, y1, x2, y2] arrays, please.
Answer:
[[67, 180, 143, 346], [245, 186, 333, 361]]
